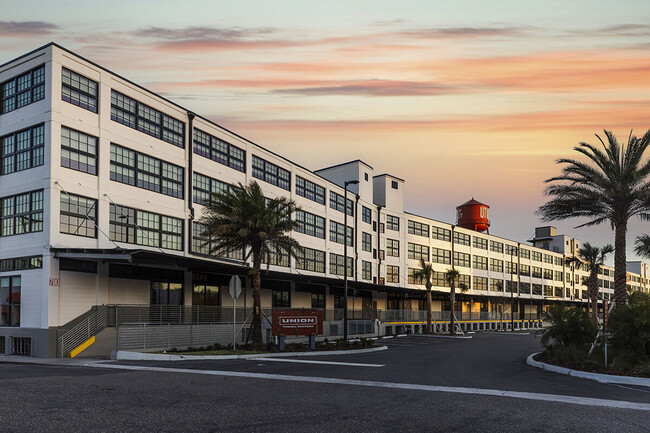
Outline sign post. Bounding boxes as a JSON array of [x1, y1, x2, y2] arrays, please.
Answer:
[[229, 276, 242, 351]]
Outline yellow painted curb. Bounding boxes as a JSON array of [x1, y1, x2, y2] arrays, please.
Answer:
[[69, 336, 95, 358]]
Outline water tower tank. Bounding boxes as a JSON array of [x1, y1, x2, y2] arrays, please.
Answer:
[[456, 198, 490, 233]]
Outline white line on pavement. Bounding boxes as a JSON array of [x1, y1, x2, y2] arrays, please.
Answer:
[[246, 358, 384, 368], [89, 363, 650, 411]]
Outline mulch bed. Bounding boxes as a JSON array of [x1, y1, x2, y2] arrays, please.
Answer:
[[533, 352, 650, 378]]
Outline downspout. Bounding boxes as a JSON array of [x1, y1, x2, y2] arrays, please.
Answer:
[[376, 205, 383, 276], [187, 112, 196, 254], [354, 194, 360, 282]]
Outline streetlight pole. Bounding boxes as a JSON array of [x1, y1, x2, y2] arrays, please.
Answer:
[[510, 247, 517, 332], [343, 180, 359, 341]]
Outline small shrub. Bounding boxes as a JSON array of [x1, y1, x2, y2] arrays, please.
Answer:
[[609, 292, 650, 366], [537, 304, 597, 349]]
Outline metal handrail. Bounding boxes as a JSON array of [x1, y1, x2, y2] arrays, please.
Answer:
[[57, 305, 109, 357]]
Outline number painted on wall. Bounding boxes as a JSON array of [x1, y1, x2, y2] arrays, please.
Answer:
[[49, 278, 60, 287]]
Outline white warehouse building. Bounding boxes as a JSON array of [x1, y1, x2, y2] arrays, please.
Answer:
[[0, 43, 648, 357]]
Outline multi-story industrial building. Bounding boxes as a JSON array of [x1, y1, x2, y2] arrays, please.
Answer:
[[1, 43, 647, 357]]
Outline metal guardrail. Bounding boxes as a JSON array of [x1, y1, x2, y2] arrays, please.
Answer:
[[57, 305, 109, 358]]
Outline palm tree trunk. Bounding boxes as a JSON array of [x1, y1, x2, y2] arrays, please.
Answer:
[[426, 284, 432, 333], [588, 272, 598, 325], [449, 284, 456, 336], [613, 223, 627, 308], [251, 255, 264, 348]]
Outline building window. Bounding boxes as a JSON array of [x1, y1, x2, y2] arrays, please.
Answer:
[[252, 155, 290, 190], [473, 255, 487, 270], [407, 242, 429, 261], [150, 282, 184, 305], [60, 193, 97, 238], [531, 251, 542, 262], [505, 245, 518, 256], [432, 248, 451, 265], [505, 261, 518, 274], [193, 172, 230, 205], [490, 240, 504, 253], [1, 65, 45, 114], [272, 288, 290, 308], [543, 254, 553, 264], [110, 143, 184, 199], [408, 268, 423, 285], [432, 271, 449, 287], [110, 90, 185, 148], [0, 255, 42, 272], [296, 210, 325, 239], [191, 221, 244, 260], [543, 269, 553, 280], [109, 203, 183, 251], [532, 266, 542, 278], [387, 265, 399, 283], [432, 226, 451, 241], [193, 129, 245, 172], [262, 246, 289, 267], [490, 279, 504, 292], [329, 191, 353, 216], [386, 239, 399, 257], [0, 276, 20, 326], [520, 264, 531, 276], [362, 232, 372, 252], [330, 220, 353, 246], [554, 271, 564, 282], [391, 180, 398, 189], [59, 258, 97, 273], [472, 237, 487, 249], [362, 206, 371, 224], [519, 282, 531, 294], [0, 190, 43, 237], [61, 68, 98, 113], [453, 231, 471, 246], [192, 284, 220, 306], [408, 220, 429, 237], [473, 276, 488, 291], [311, 291, 325, 309], [362, 261, 372, 280], [61, 127, 97, 175], [519, 248, 531, 259], [329, 253, 353, 277], [453, 251, 470, 268], [555, 257, 564, 266], [295, 176, 325, 205], [489, 258, 503, 273], [295, 247, 325, 273], [386, 215, 399, 231], [1, 124, 45, 175]]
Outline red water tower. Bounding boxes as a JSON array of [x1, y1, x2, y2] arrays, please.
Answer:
[[456, 198, 490, 233]]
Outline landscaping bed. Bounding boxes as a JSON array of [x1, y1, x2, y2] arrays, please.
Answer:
[[160, 338, 375, 355], [533, 350, 650, 378]]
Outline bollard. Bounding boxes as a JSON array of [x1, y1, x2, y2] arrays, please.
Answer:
[[309, 334, 316, 350], [278, 335, 285, 351]]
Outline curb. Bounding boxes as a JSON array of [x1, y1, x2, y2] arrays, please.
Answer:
[[483, 332, 531, 336], [526, 352, 650, 387], [414, 334, 473, 339], [115, 345, 388, 361]]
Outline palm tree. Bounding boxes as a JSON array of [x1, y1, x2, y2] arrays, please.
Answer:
[[200, 181, 302, 347], [635, 234, 650, 259], [412, 259, 434, 333], [445, 269, 469, 335], [566, 243, 613, 324], [538, 129, 650, 308]]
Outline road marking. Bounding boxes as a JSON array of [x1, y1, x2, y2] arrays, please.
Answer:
[[246, 358, 384, 368], [91, 363, 650, 411]]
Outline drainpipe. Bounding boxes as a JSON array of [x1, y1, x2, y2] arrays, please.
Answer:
[[354, 195, 360, 282], [187, 112, 196, 254]]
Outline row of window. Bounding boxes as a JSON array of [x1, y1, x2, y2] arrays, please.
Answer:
[[1, 65, 45, 115], [0, 256, 42, 272]]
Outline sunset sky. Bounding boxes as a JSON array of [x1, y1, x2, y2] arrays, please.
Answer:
[[2, 0, 650, 262]]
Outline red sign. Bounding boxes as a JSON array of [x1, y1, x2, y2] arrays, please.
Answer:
[[272, 309, 323, 336]]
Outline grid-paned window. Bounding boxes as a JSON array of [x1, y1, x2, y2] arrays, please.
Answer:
[[505, 261, 518, 274], [519, 248, 530, 259], [362, 261, 372, 280], [193, 129, 245, 172], [262, 246, 289, 267], [407, 242, 429, 261], [109, 203, 183, 251], [252, 155, 290, 190], [407, 268, 423, 285], [433, 271, 449, 287], [543, 254, 553, 264], [473, 255, 487, 270], [296, 210, 325, 239], [0, 256, 42, 272], [329, 191, 353, 216], [192, 172, 230, 205], [490, 241, 504, 253], [110, 144, 184, 198], [362, 232, 372, 252], [519, 282, 531, 294], [520, 264, 531, 276], [61, 68, 98, 112], [408, 220, 429, 237], [329, 253, 353, 277], [505, 245, 518, 256], [111, 90, 185, 147], [387, 265, 399, 283], [506, 281, 517, 293], [432, 248, 451, 265], [362, 206, 371, 224], [295, 247, 325, 273], [386, 239, 399, 257], [473, 237, 487, 249], [543, 269, 553, 280], [432, 226, 451, 241], [0, 190, 43, 237], [453, 231, 471, 246], [531, 251, 542, 261], [1, 65, 45, 114], [1, 124, 44, 175], [554, 257, 563, 266], [386, 215, 399, 231], [473, 276, 488, 291], [61, 127, 97, 175], [330, 220, 353, 246], [60, 193, 97, 238], [490, 279, 504, 292], [190, 221, 244, 260], [295, 176, 325, 205], [532, 266, 542, 278], [555, 271, 563, 282], [0, 276, 20, 326], [490, 258, 503, 273], [453, 251, 470, 268]]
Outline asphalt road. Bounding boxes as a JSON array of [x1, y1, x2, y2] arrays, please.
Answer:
[[1, 332, 649, 432]]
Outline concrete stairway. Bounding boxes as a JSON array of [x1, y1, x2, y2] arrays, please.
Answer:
[[75, 327, 116, 359]]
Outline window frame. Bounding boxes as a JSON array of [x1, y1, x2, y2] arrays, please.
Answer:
[[252, 155, 290, 190], [61, 126, 98, 175], [1, 124, 45, 175], [109, 203, 183, 251], [1, 65, 45, 115], [295, 210, 326, 239], [295, 176, 325, 205], [193, 128, 245, 172], [0, 190, 43, 237], [61, 67, 98, 113], [60, 192, 98, 238]]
